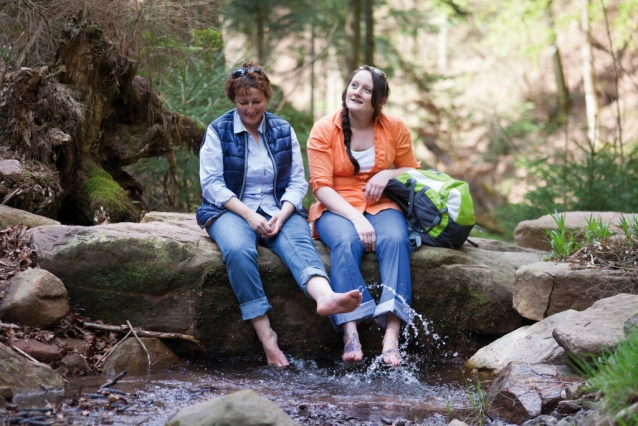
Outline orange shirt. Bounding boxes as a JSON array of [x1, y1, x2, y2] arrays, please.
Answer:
[[307, 108, 420, 224]]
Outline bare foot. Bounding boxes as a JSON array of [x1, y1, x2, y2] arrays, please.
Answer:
[[261, 330, 289, 367], [342, 330, 363, 362], [381, 338, 401, 367], [316, 289, 362, 317]]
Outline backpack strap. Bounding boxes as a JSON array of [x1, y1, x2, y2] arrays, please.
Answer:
[[406, 178, 442, 234]]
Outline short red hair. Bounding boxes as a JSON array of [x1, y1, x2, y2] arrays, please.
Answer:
[[225, 61, 273, 103]]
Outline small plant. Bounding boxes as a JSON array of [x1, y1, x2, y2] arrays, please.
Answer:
[[461, 368, 491, 425], [547, 210, 581, 260], [573, 331, 638, 425], [619, 215, 633, 242], [584, 214, 614, 243]]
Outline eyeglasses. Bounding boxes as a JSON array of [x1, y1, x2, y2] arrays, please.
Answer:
[[359, 65, 386, 78], [231, 67, 263, 79]]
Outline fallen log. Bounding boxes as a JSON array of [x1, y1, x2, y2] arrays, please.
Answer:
[[83, 322, 200, 344]]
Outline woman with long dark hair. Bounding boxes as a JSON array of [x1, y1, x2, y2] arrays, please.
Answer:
[[307, 65, 419, 366]]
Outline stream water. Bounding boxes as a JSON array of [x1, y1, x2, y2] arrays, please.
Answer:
[[8, 355, 478, 425], [7, 286, 482, 425]]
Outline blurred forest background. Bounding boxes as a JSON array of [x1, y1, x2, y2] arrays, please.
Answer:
[[1, 0, 637, 240]]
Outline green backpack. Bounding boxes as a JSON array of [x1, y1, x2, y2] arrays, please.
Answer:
[[384, 169, 476, 248]]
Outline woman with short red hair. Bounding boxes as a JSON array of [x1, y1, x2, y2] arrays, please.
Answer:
[[196, 62, 361, 366]]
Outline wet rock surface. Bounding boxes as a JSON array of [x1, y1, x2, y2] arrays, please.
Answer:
[[103, 337, 182, 376], [0, 342, 65, 398], [485, 362, 583, 424], [166, 389, 297, 426]]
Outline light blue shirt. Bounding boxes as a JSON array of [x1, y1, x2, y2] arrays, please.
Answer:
[[200, 110, 308, 216]]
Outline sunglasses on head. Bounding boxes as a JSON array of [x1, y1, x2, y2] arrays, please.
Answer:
[[359, 65, 386, 78], [231, 67, 263, 79]]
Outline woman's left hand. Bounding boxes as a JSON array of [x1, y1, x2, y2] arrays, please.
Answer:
[[364, 170, 393, 203], [265, 202, 294, 237]]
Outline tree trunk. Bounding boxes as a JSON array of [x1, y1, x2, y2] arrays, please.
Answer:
[[344, 0, 362, 82], [363, 0, 374, 66], [0, 17, 204, 224], [256, 3, 266, 65], [581, 0, 598, 145], [546, 1, 571, 118]]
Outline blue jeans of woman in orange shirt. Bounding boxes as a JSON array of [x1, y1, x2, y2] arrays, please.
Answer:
[[315, 208, 412, 330]]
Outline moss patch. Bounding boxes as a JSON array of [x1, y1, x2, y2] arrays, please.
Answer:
[[84, 166, 132, 220]]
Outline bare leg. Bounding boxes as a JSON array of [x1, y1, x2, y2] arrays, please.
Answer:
[[342, 321, 363, 362], [306, 276, 362, 317], [250, 314, 289, 367], [381, 313, 401, 367]]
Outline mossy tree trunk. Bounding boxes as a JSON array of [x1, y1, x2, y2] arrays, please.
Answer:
[[0, 15, 204, 224]]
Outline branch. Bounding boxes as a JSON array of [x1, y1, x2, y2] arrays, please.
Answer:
[[101, 371, 127, 389], [83, 321, 200, 344], [127, 320, 151, 371]]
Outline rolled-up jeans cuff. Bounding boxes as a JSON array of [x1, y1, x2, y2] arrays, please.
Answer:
[[373, 299, 412, 329], [240, 297, 272, 321], [299, 266, 330, 297], [329, 299, 376, 331]]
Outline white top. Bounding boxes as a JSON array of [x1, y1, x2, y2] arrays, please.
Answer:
[[351, 145, 375, 173]]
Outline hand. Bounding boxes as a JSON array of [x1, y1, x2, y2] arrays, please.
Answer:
[[265, 210, 292, 237], [352, 215, 376, 252], [364, 170, 393, 203], [245, 211, 274, 237]]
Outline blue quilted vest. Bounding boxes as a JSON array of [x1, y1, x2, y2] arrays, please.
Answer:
[[196, 110, 304, 228]]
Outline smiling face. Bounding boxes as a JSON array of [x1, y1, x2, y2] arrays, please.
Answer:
[[345, 70, 376, 117], [233, 87, 267, 131]]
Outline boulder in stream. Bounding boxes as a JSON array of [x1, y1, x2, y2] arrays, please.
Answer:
[[103, 337, 182, 375], [166, 389, 297, 426], [485, 362, 582, 425], [0, 342, 65, 399]]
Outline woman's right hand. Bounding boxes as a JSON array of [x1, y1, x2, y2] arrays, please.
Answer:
[[245, 211, 274, 237], [352, 215, 376, 252]]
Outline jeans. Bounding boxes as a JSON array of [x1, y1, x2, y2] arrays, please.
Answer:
[[315, 209, 413, 330], [207, 208, 329, 321]]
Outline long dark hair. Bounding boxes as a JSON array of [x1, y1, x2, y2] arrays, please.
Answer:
[[341, 65, 390, 174]]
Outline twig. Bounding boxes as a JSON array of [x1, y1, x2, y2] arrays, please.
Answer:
[[83, 321, 200, 344], [2, 188, 21, 205], [93, 330, 131, 368], [101, 371, 127, 389], [11, 344, 45, 365], [0, 322, 20, 329], [127, 320, 151, 371]]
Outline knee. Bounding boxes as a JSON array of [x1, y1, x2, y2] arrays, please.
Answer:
[[377, 233, 411, 252], [330, 232, 362, 255], [221, 242, 257, 264]]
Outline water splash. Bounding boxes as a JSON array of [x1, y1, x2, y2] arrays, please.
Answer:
[[360, 281, 454, 376]]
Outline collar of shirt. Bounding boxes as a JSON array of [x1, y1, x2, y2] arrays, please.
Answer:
[[233, 109, 266, 135]]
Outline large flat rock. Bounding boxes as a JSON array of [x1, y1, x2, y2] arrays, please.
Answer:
[[465, 309, 578, 374], [552, 293, 638, 358], [27, 213, 543, 358]]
